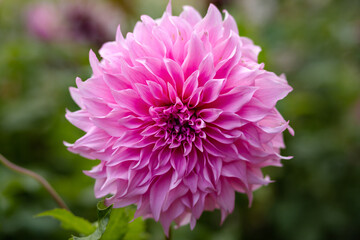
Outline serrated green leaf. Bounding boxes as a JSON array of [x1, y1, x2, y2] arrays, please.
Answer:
[[71, 201, 112, 240], [36, 208, 96, 235], [64, 202, 147, 240]]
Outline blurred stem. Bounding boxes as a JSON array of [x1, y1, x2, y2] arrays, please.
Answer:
[[0, 154, 70, 211], [165, 226, 172, 240]]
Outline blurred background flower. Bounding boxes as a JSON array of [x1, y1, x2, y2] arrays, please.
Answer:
[[0, 0, 359, 240], [26, 2, 63, 42], [26, 0, 123, 47]]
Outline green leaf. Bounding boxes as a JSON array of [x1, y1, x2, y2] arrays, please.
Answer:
[[51, 201, 147, 240], [36, 208, 96, 235], [71, 201, 112, 240], [102, 206, 147, 240], [101, 208, 129, 240]]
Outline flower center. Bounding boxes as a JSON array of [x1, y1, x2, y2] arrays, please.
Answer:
[[150, 102, 206, 152]]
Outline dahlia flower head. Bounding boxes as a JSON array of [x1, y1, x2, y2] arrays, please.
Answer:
[[66, 2, 293, 234]]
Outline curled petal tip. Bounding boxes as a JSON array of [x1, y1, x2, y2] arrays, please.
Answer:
[[116, 24, 124, 43], [89, 50, 102, 75], [166, 0, 172, 15]]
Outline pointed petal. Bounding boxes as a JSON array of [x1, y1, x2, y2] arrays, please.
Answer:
[[150, 173, 172, 221]]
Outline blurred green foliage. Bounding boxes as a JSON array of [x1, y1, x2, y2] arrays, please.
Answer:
[[0, 0, 359, 239]]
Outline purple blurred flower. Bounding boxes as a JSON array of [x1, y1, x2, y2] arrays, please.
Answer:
[[66, 2, 293, 234], [26, 2, 62, 41], [26, 0, 121, 46]]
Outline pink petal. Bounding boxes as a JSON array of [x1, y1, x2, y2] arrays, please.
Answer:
[[150, 173, 172, 221], [180, 6, 202, 26], [182, 33, 205, 79], [201, 78, 225, 104], [65, 109, 92, 132], [89, 50, 102, 76], [182, 70, 199, 101], [222, 10, 238, 36], [207, 86, 258, 112], [198, 108, 223, 122], [112, 89, 150, 116], [212, 112, 247, 130]]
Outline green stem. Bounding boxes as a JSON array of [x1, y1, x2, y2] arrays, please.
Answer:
[[0, 154, 70, 211], [165, 226, 172, 240]]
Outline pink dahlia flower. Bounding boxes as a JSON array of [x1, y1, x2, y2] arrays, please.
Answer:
[[66, 2, 293, 234]]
